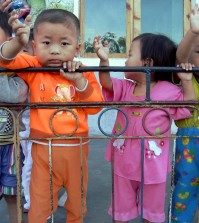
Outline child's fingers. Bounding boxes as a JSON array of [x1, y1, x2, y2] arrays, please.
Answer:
[[179, 63, 194, 71], [8, 10, 19, 26], [25, 15, 31, 26], [0, 0, 12, 12], [62, 61, 82, 73]]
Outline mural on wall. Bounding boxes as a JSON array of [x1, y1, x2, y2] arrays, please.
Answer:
[[84, 0, 126, 54], [28, 0, 74, 25]]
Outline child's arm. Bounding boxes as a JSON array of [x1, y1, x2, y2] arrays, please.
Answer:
[[93, 36, 113, 92], [0, 10, 31, 63], [177, 63, 196, 101], [177, 4, 199, 63], [0, 75, 28, 103]]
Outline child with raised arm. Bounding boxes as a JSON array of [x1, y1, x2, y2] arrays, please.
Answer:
[[93, 34, 195, 223], [171, 4, 199, 223], [0, 9, 104, 223], [0, 10, 28, 223]]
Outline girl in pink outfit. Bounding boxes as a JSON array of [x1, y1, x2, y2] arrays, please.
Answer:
[[93, 33, 195, 223]]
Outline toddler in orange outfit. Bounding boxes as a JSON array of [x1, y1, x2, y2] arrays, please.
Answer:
[[0, 8, 104, 223]]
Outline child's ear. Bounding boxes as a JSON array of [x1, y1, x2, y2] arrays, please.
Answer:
[[32, 40, 36, 50], [143, 58, 153, 66], [75, 43, 81, 57]]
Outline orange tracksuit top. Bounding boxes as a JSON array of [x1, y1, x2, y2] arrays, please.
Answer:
[[0, 54, 104, 138]]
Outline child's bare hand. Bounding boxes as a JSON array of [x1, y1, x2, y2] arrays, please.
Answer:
[[188, 3, 199, 34], [8, 10, 31, 46], [0, 0, 12, 12], [60, 61, 83, 82], [177, 63, 194, 81], [93, 36, 109, 62]]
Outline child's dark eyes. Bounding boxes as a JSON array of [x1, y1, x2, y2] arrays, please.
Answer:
[[43, 41, 50, 45], [194, 51, 199, 54], [62, 42, 69, 46]]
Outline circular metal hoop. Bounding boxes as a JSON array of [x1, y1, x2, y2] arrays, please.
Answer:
[[98, 107, 129, 137], [49, 108, 79, 137], [142, 108, 172, 136]]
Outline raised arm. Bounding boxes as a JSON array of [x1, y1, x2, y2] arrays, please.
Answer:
[[177, 63, 196, 101], [0, 10, 31, 63], [177, 4, 199, 63], [93, 36, 113, 92]]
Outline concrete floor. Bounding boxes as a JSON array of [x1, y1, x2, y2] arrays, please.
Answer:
[[0, 138, 198, 223]]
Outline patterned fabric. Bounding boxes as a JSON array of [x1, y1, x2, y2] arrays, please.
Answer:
[[171, 127, 199, 223], [4, 112, 13, 133], [0, 144, 17, 195]]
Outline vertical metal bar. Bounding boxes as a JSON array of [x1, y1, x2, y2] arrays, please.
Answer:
[[145, 69, 151, 101], [140, 138, 145, 223], [16, 111, 22, 223], [111, 139, 115, 223], [80, 137, 84, 223], [168, 138, 176, 223], [48, 140, 54, 223]]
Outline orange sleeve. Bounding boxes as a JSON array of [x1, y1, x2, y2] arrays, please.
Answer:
[[0, 54, 41, 83], [0, 54, 41, 69]]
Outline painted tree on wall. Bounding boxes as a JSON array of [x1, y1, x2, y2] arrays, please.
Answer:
[[85, 32, 126, 54]]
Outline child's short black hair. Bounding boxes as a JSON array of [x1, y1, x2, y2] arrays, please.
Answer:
[[34, 9, 80, 41], [0, 11, 12, 37], [133, 33, 177, 82]]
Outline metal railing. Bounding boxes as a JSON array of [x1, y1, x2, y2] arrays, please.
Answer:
[[0, 66, 199, 223]]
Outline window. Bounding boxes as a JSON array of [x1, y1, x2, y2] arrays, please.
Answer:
[[80, 0, 191, 58]]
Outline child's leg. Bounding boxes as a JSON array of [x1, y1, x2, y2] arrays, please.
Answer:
[[138, 183, 166, 223], [64, 144, 89, 223], [4, 195, 17, 223], [28, 143, 60, 223], [171, 128, 199, 222], [0, 144, 17, 223], [108, 175, 140, 222], [21, 139, 32, 210]]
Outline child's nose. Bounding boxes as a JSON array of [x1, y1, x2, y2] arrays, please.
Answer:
[[50, 45, 61, 54]]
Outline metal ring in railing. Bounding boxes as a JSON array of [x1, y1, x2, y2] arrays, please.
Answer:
[[142, 108, 172, 136], [98, 107, 128, 137], [49, 108, 79, 137]]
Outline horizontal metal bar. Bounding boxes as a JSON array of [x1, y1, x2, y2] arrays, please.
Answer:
[[0, 101, 198, 108], [0, 66, 198, 73]]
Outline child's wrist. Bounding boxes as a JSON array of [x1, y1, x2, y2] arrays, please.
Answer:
[[100, 59, 109, 66], [75, 78, 88, 92], [0, 41, 16, 61]]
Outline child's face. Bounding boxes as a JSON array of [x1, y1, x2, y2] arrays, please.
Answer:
[[0, 27, 9, 45], [125, 39, 145, 80], [32, 22, 80, 66]]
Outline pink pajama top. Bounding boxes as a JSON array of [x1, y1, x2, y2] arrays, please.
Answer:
[[103, 78, 192, 184]]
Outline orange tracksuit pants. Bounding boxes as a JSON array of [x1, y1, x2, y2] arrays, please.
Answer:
[[28, 142, 89, 223]]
